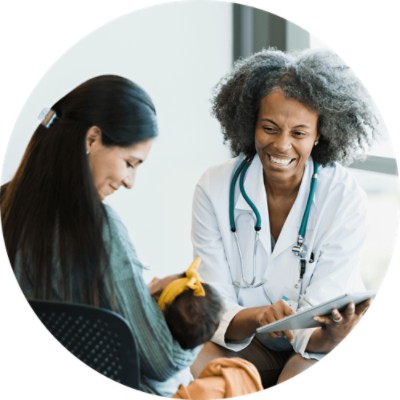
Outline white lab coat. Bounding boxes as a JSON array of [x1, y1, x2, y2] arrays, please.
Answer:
[[191, 154, 367, 359]]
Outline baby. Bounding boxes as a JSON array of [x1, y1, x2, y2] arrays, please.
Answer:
[[147, 259, 262, 398], [153, 257, 223, 349]]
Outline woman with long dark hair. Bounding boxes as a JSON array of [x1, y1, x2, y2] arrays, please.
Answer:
[[0, 75, 197, 396]]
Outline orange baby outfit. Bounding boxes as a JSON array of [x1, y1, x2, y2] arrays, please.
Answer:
[[173, 357, 263, 399]]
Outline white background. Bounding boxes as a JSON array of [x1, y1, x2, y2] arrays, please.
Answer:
[[1, 1, 399, 399], [0, 0, 233, 282]]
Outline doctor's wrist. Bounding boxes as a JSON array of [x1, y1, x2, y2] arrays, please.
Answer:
[[306, 327, 341, 354]]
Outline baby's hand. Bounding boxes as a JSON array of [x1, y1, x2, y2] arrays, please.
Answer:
[[147, 273, 184, 299]]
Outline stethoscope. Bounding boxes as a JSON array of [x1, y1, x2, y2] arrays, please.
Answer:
[[229, 155, 320, 289]]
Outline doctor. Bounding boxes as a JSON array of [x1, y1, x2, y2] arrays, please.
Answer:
[[191, 48, 379, 387]]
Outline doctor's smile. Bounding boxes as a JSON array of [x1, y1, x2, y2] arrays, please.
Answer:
[[266, 154, 295, 167], [255, 90, 319, 183]]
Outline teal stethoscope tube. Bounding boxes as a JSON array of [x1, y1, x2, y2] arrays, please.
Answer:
[[229, 155, 320, 288], [229, 157, 261, 232]]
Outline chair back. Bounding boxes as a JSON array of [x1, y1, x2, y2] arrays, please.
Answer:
[[29, 300, 140, 389]]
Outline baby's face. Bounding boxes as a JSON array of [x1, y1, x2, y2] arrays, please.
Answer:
[[147, 272, 184, 301]]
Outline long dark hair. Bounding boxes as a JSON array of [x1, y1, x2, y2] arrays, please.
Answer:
[[1, 75, 158, 306]]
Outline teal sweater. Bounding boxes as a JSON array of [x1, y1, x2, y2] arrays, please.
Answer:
[[13, 204, 196, 396]]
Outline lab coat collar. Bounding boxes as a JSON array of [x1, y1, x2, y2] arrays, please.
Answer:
[[234, 155, 315, 259]]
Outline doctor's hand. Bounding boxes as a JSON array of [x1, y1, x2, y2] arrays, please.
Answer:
[[257, 300, 295, 342], [308, 298, 372, 353], [225, 300, 294, 342]]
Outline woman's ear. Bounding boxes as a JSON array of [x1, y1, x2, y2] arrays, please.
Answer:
[[85, 126, 102, 154], [314, 132, 320, 146]]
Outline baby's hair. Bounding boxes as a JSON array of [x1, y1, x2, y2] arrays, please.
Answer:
[[163, 283, 223, 349]]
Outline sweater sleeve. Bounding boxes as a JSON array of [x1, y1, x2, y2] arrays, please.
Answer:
[[103, 205, 196, 383]]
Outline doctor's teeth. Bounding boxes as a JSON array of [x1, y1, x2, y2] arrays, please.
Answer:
[[270, 156, 291, 166]]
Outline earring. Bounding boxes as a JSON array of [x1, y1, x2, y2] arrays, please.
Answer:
[[86, 149, 90, 155], [314, 141, 319, 146]]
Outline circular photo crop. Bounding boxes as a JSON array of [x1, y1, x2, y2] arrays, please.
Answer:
[[1, 1, 399, 399]]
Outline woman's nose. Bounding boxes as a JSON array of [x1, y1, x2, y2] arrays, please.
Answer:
[[122, 171, 136, 189], [274, 133, 292, 152]]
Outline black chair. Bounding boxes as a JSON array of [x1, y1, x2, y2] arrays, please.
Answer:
[[28, 300, 140, 389]]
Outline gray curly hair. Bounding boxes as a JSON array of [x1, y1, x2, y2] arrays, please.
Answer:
[[212, 48, 380, 166]]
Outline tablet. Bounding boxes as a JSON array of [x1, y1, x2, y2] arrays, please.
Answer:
[[256, 291, 376, 335]]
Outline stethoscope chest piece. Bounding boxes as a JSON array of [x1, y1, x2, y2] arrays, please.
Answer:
[[292, 235, 308, 259]]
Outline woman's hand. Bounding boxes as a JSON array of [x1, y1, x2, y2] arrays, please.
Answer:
[[225, 300, 294, 342], [147, 272, 184, 300], [257, 299, 295, 341], [307, 298, 372, 353]]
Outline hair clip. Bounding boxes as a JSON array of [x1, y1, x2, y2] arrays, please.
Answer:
[[38, 108, 57, 128]]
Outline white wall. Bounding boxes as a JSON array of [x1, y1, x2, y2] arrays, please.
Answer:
[[1, 1, 232, 281]]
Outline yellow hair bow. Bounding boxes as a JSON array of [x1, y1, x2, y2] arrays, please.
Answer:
[[158, 257, 205, 311]]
